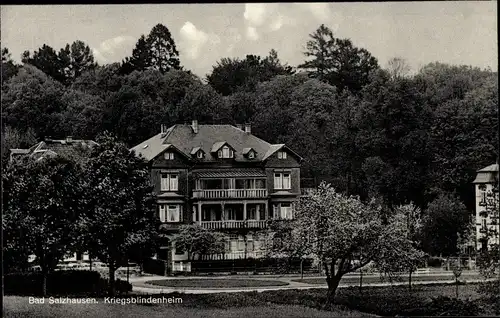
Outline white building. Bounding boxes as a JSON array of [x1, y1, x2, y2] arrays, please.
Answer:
[[473, 163, 499, 251]]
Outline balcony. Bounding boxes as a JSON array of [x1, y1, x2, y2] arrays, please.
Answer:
[[193, 189, 268, 199], [200, 251, 267, 260], [200, 220, 268, 229]]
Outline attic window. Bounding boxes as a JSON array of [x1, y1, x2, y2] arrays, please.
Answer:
[[277, 151, 287, 159], [218, 146, 233, 159], [248, 151, 255, 159], [164, 152, 174, 160], [197, 151, 204, 159]]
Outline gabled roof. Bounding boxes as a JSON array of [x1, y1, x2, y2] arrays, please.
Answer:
[[262, 144, 303, 161], [190, 147, 204, 155], [130, 124, 303, 163], [211, 141, 232, 153], [10, 139, 97, 162], [242, 147, 255, 155], [477, 164, 499, 172]]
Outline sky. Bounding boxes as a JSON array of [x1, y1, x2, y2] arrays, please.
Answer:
[[1, 2, 497, 78]]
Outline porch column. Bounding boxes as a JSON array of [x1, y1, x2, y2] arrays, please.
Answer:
[[256, 204, 260, 221], [221, 202, 225, 220], [197, 202, 202, 225], [243, 200, 247, 220], [265, 203, 269, 220]]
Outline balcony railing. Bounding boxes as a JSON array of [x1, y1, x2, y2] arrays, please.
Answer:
[[200, 251, 266, 260], [193, 189, 268, 199], [200, 220, 268, 229]]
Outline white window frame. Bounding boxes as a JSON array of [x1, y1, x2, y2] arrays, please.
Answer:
[[167, 205, 181, 222], [159, 205, 166, 223], [274, 172, 291, 190], [277, 151, 287, 159], [161, 173, 178, 191], [197, 151, 204, 159], [248, 151, 255, 159], [280, 203, 293, 219], [164, 152, 174, 160]]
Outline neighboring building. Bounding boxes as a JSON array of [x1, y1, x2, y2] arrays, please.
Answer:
[[131, 120, 303, 273], [473, 163, 499, 251], [10, 137, 98, 263]]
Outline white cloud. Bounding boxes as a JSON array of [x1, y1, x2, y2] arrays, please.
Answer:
[[92, 35, 136, 63], [269, 15, 283, 31], [244, 4, 267, 27], [246, 26, 259, 41], [179, 21, 219, 60], [298, 3, 332, 22]]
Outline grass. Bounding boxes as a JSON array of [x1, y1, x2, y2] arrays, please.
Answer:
[[3, 296, 371, 318], [145, 278, 289, 288], [292, 272, 481, 285]]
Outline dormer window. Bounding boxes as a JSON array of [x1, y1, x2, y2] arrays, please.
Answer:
[[278, 151, 287, 159], [197, 151, 204, 159], [219, 146, 233, 159], [242, 147, 256, 159], [164, 152, 174, 160]]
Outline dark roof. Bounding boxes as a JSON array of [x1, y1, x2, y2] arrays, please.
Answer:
[[473, 164, 499, 184], [194, 169, 267, 178], [131, 124, 301, 163], [10, 139, 97, 162]]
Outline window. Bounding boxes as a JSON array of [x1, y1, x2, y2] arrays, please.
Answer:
[[161, 174, 178, 191], [164, 152, 174, 160], [159, 205, 166, 222], [280, 203, 293, 219], [218, 145, 233, 158], [238, 237, 245, 251], [248, 151, 255, 159], [274, 173, 291, 190], [247, 235, 254, 251], [175, 243, 184, 255], [277, 151, 287, 159], [167, 205, 181, 222], [273, 204, 280, 219], [248, 207, 257, 220], [226, 208, 237, 220], [197, 151, 204, 159]]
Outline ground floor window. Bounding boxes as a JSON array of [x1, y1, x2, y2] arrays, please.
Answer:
[[273, 203, 293, 219], [159, 204, 183, 222]]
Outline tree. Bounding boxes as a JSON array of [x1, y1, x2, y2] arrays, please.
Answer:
[[421, 192, 470, 256], [207, 49, 294, 96], [274, 182, 419, 306], [174, 224, 226, 263], [121, 24, 182, 74], [387, 57, 411, 80], [375, 203, 425, 292], [298, 24, 379, 93], [58, 40, 98, 84], [120, 35, 151, 75], [2, 64, 67, 139], [83, 132, 157, 295], [1, 125, 37, 164], [22, 44, 66, 83], [2, 47, 20, 84], [3, 156, 83, 295]]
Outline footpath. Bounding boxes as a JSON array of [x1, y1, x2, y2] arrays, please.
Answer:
[[128, 270, 486, 295]]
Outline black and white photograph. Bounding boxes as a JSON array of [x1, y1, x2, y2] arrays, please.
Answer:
[[1, 2, 499, 317]]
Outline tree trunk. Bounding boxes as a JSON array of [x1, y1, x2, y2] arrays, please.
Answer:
[[455, 278, 459, 298], [408, 270, 413, 292], [109, 264, 116, 296], [324, 277, 341, 308], [359, 269, 363, 294], [42, 270, 48, 297], [300, 258, 304, 280]]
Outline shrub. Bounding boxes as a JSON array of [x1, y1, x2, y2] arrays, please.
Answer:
[[4, 270, 132, 296], [408, 296, 480, 316], [477, 280, 500, 315]]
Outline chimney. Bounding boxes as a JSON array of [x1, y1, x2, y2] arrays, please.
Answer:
[[160, 124, 166, 137], [192, 120, 199, 134], [244, 123, 251, 134], [66, 136, 73, 143], [236, 124, 243, 130]]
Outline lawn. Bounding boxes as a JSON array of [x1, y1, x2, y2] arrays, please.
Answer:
[[292, 272, 481, 285], [2, 296, 372, 318], [145, 278, 289, 288]]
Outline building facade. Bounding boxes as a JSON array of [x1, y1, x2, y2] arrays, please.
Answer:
[[473, 163, 499, 251], [131, 121, 302, 273]]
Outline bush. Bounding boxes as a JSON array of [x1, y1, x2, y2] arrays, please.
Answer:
[[406, 296, 480, 316], [477, 280, 500, 315], [4, 270, 132, 296]]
